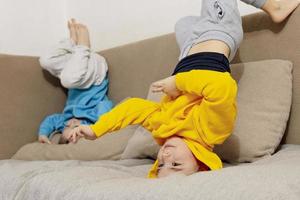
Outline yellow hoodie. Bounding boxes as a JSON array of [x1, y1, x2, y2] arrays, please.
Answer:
[[90, 70, 237, 178]]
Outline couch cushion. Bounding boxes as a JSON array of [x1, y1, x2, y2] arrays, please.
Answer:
[[12, 125, 137, 161], [121, 88, 162, 160], [234, 7, 300, 144], [2, 145, 300, 199], [121, 59, 293, 163]]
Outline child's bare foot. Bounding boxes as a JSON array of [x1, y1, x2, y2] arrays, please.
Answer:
[[76, 23, 91, 48], [68, 18, 77, 44], [262, 0, 300, 23]]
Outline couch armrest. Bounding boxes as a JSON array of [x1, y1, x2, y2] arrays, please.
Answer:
[[0, 54, 66, 159]]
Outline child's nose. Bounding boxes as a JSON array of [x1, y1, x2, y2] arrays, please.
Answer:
[[162, 148, 171, 157]]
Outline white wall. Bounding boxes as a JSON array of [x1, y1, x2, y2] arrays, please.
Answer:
[[0, 0, 260, 56], [0, 0, 68, 56], [66, 0, 202, 52]]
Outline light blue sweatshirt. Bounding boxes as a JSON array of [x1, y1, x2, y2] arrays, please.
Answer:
[[39, 78, 113, 137]]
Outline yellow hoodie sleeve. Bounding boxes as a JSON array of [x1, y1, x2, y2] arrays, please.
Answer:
[[90, 98, 159, 137], [175, 70, 237, 145]]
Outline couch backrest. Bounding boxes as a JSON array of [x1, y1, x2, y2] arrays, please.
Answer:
[[0, 8, 299, 159], [100, 34, 180, 102], [232, 7, 300, 144], [0, 54, 67, 159], [101, 7, 300, 145]]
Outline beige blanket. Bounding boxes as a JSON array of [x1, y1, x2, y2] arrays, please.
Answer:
[[0, 145, 299, 200]]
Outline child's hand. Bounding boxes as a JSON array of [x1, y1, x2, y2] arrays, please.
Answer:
[[67, 125, 97, 143], [38, 135, 52, 144], [151, 76, 182, 99]]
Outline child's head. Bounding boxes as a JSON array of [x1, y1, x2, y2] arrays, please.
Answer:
[[155, 136, 201, 178]]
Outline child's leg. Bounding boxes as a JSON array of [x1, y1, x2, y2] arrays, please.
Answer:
[[242, 0, 299, 23], [76, 23, 91, 48], [68, 19, 78, 44], [176, 0, 243, 61], [39, 20, 78, 77], [59, 22, 108, 88], [174, 16, 200, 56], [261, 0, 299, 23]]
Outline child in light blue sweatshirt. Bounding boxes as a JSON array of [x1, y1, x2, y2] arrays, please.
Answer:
[[38, 19, 113, 144]]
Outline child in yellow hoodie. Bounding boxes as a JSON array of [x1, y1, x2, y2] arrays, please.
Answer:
[[67, 0, 299, 178]]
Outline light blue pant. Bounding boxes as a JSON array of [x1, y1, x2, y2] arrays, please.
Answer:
[[175, 0, 267, 61]]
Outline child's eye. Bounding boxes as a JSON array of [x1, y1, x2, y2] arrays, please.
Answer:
[[158, 163, 164, 168], [172, 162, 181, 167]]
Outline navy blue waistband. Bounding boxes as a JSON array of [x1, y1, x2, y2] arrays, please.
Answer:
[[172, 52, 230, 75]]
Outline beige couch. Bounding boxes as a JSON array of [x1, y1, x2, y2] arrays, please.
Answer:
[[0, 8, 299, 199]]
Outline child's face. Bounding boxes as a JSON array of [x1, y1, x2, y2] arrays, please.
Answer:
[[157, 136, 200, 178]]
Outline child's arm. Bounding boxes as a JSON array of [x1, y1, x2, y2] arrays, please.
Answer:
[[176, 70, 237, 145], [68, 125, 96, 143], [152, 70, 237, 145], [151, 76, 182, 99], [68, 98, 159, 143], [38, 114, 65, 144]]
